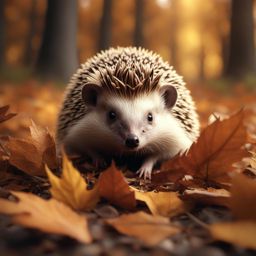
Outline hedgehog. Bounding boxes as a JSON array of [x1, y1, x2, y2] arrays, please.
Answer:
[[56, 47, 200, 179]]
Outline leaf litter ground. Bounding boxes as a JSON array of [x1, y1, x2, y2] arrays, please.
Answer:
[[0, 81, 256, 256]]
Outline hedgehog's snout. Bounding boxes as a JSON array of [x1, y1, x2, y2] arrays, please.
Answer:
[[125, 134, 139, 149]]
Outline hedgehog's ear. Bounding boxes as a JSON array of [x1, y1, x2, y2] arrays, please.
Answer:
[[82, 84, 102, 107], [160, 85, 177, 109]]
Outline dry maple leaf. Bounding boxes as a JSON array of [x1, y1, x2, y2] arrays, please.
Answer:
[[157, 110, 248, 184], [132, 188, 190, 217], [0, 105, 17, 123], [0, 191, 92, 244], [209, 174, 256, 249], [106, 211, 180, 246], [5, 121, 58, 176], [46, 153, 99, 211], [98, 163, 136, 210]]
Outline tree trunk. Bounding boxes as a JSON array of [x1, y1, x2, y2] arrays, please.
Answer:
[[226, 0, 255, 78], [36, 0, 78, 82], [0, 0, 5, 68], [24, 0, 37, 66], [98, 0, 112, 51], [134, 0, 144, 47]]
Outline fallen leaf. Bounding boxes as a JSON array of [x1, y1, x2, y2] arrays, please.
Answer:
[[46, 153, 99, 211], [182, 187, 230, 207], [133, 188, 190, 217], [0, 105, 17, 123], [98, 163, 136, 210], [159, 110, 248, 184], [230, 174, 256, 220], [209, 174, 256, 249], [0, 191, 92, 244], [106, 211, 180, 246], [210, 221, 256, 250], [30, 120, 58, 170], [6, 137, 44, 176], [5, 121, 58, 176]]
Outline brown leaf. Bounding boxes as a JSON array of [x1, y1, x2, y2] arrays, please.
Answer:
[[0, 105, 17, 123], [98, 164, 136, 210], [6, 137, 44, 176], [5, 121, 58, 176], [46, 153, 99, 211], [0, 191, 92, 244], [230, 174, 256, 220], [210, 221, 256, 250], [133, 189, 190, 217], [106, 211, 180, 246], [30, 120, 58, 170], [182, 187, 230, 207], [158, 110, 248, 184]]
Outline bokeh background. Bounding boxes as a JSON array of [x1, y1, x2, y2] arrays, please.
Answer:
[[0, 0, 255, 136]]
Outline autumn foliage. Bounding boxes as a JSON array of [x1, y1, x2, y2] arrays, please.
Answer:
[[0, 94, 256, 251]]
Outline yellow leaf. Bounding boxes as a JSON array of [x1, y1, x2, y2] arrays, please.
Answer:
[[46, 153, 99, 211], [106, 211, 180, 246], [210, 221, 256, 250], [133, 189, 189, 217], [0, 191, 92, 244]]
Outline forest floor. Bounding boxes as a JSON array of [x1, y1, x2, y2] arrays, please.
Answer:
[[0, 79, 256, 256]]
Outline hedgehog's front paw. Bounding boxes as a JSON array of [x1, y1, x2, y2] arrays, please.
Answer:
[[136, 158, 156, 180], [137, 166, 153, 180]]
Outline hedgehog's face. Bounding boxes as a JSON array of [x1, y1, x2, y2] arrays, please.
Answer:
[[82, 84, 177, 153]]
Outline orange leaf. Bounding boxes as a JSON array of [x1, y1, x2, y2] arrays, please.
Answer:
[[160, 110, 248, 184], [230, 174, 256, 220], [133, 189, 190, 217], [98, 164, 136, 210], [106, 211, 180, 246], [5, 121, 58, 176], [210, 221, 256, 250], [6, 137, 44, 176], [0, 191, 92, 244], [46, 153, 99, 211]]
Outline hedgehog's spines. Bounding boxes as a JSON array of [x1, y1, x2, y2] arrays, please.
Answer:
[[56, 47, 200, 144]]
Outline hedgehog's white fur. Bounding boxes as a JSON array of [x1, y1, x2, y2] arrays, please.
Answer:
[[57, 47, 200, 179]]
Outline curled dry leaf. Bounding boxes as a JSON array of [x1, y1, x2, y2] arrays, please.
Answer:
[[133, 188, 190, 217], [157, 110, 248, 185], [46, 153, 99, 211], [209, 175, 256, 249], [0, 191, 92, 244], [182, 188, 230, 207], [98, 163, 136, 210], [106, 211, 180, 246], [0, 105, 17, 123], [5, 121, 58, 176]]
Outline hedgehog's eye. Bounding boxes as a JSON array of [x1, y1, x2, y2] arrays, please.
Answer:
[[147, 112, 153, 123], [108, 110, 117, 121]]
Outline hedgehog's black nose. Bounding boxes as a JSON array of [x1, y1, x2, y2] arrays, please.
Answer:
[[125, 135, 139, 148]]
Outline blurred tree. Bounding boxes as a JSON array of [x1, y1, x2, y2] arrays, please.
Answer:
[[36, 0, 78, 82], [134, 0, 144, 47], [0, 0, 5, 68], [226, 0, 255, 78], [98, 0, 112, 51], [24, 0, 37, 66]]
